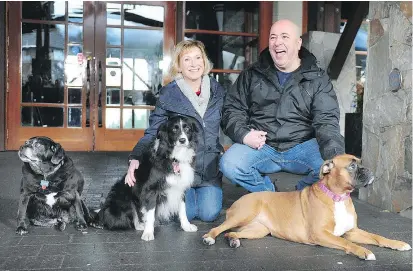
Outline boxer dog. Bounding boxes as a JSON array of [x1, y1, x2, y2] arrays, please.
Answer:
[[203, 154, 411, 260]]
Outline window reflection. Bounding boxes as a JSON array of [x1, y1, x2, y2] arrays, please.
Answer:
[[123, 5, 164, 27], [123, 109, 150, 129], [22, 1, 65, 21], [107, 3, 121, 25], [185, 2, 259, 33], [68, 2, 83, 23], [105, 108, 120, 129], [68, 107, 82, 127], [211, 72, 239, 91], [21, 23, 65, 103], [119, 28, 163, 106], [185, 34, 258, 70], [21, 107, 64, 127]]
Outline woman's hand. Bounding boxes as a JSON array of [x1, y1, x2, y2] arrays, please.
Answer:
[[125, 160, 140, 187]]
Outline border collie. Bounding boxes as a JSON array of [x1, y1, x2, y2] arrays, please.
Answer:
[[93, 116, 198, 241]]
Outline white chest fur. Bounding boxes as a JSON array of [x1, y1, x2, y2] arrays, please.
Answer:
[[156, 163, 194, 220], [333, 201, 355, 236]]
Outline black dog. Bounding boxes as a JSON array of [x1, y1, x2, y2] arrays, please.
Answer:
[[16, 136, 91, 235], [93, 116, 198, 241]]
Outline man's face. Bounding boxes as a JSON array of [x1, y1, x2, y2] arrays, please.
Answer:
[[268, 21, 302, 72]]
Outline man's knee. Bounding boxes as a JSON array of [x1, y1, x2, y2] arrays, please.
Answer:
[[219, 152, 238, 177]]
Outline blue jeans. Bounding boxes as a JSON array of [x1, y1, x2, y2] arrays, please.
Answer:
[[220, 138, 324, 192], [185, 186, 222, 222]]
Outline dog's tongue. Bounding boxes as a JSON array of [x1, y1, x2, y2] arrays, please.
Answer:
[[172, 162, 180, 174]]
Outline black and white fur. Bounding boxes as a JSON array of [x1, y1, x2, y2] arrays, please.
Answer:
[[16, 136, 91, 235], [93, 116, 198, 241]]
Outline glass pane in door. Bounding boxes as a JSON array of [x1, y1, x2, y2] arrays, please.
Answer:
[[123, 28, 163, 106], [103, 3, 164, 130], [184, 33, 258, 70], [22, 23, 65, 103]]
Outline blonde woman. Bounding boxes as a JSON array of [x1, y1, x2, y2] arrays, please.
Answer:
[[125, 40, 225, 222]]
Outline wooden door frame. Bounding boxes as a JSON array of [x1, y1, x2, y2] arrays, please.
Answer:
[[93, 1, 176, 151], [0, 2, 5, 151], [6, 1, 94, 151]]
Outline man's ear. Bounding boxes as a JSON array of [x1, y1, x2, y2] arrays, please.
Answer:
[[319, 159, 334, 179], [297, 37, 302, 49]]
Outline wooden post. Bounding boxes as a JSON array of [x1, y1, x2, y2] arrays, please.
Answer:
[[259, 2, 273, 53]]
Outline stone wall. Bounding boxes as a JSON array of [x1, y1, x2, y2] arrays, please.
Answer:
[[302, 31, 356, 136], [359, 2, 412, 218], [273, 1, 303, 32]]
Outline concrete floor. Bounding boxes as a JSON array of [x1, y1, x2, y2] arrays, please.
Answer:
[[0, 151, 411, 271]]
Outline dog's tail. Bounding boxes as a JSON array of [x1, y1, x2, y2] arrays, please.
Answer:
[[83, 200, 104, 229]]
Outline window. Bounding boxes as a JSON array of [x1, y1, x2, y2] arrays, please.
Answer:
[[179, 2, 271, 146]]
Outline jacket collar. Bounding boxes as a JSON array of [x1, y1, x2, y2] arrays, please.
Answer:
[[159, 76, 222, 117], [253, 46, 322, 82]]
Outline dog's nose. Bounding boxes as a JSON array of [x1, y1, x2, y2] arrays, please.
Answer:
[[179, 138, 186, 144]]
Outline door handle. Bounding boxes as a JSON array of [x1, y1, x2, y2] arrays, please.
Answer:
[[86, 57, 91, 127], [98, 60, 103, 127]]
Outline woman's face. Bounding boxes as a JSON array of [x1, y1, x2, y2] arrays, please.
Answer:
[[179, 47, 205, 82]]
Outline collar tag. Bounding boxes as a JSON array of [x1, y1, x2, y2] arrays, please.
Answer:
[[40, 180, 49, 190]]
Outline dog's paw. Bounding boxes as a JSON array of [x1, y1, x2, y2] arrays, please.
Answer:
[[89, 222, 104, 229], [134, 222, 144, 231], [202, 236, 215, 245], [46, 193, 57, 207], [16, 226, 28, 235], [75, 222, 88, 231], [55, 219, 66, 231], [397, 243, 412, 251], [365, 253, 376, 261], [141, 231, 155, 241], [181, 223, 198, 232], [228, 238, 241, 248]]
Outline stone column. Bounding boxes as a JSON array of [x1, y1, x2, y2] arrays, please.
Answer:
[[302, 31, 356, 136], [359, 2, 412, 218]]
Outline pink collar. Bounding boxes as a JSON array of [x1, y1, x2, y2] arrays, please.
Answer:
[[318, 182, 350, 202]]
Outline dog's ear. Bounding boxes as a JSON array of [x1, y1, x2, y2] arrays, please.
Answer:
[[319, 159, 334, 179], [156, 121, 169, 142], [190, 118, 199, 134], [51, 143, 65, 164], [155, 121, 170, 158]]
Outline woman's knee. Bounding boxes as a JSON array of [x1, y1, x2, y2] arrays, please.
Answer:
[[197, 186, 222, 222], [198, 205, 221, 222]]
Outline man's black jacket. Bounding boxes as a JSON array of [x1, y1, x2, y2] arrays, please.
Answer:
[[221, 46, 345, 160]]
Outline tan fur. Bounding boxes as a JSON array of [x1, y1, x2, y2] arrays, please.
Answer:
[[203, 154, 411, 260]]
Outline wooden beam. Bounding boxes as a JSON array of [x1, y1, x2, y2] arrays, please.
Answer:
[[302, 1, 308, 34], [324, 2, 341, 33], [175, 1, 185, 43], [259, 1, 273, 53], [327, 2, 369, 80]]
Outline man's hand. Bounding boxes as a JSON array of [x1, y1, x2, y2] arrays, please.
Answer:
[[243, 129, 267, 150], [125, 160, 140, 187]]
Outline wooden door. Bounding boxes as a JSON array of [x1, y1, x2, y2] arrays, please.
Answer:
[[6, 1, 175, 151]]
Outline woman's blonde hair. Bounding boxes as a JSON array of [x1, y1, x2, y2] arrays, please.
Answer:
[[165, 40, 213, 83]]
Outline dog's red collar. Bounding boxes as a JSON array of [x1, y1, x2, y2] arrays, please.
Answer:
[[318, 182, 350, 202]]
